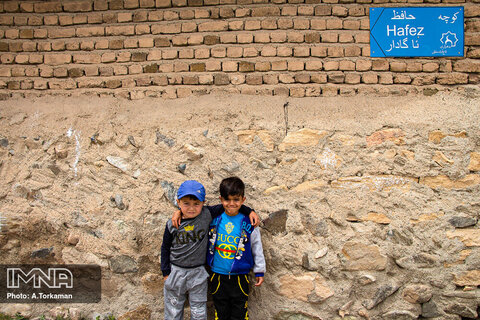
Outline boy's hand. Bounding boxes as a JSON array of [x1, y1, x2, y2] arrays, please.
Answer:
[[249, 211, 260, 227], [171, 210, 182, 228], [164, 275, 168, 281], [255, 276, 264, 286]]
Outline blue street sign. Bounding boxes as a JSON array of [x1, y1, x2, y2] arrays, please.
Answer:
[[370, 7, 464, 57]]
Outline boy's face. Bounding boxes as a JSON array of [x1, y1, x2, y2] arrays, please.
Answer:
[[220, 195, 246, 216], [178, 197, 204, 219]]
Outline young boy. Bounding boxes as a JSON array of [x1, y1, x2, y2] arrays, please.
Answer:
[[207, 177, 266, 320], [161, 180, 258, 320]]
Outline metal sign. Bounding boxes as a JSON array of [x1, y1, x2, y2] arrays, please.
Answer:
[[370, 7, 464, 57]]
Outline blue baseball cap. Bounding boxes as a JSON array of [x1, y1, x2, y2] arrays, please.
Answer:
[[177, 180, 206, 202]]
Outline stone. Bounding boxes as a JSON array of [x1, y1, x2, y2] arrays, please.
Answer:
[[358, 274, 376, 285], [448, 216, 477, 228], [178, 164, 187, 174], [67, 234, 80, 246], [155, 131, 175, 147], [402, 284, 432, 304], [291, 180, 327, 192], [361, 212, 391, 224], [432, 151, 454, 166], [110, 255, 138, 273], [382, 310, 417, 320], [183, 144, 204, 160], [363, 284, 399, 309], [141, 273, 163, 295], [446, 229, 480, 247], [223, 161, 240, 173], [395, 253, 439, 269], [468, 152, 480, 171], [420, 174, 480, 189], [118, 304, 152, 320], [264, 185, 288, 195], [341, 242, 387, 271], [0, 138, 8, 147], [453, 270, 480, 286], [31, 247, 54, 259], [274, 311, 322, 320], [422, 300, 441, 318], [1, 304, 32, 318], [428, 130, 467, 144], [278, 129, 328, 151], [366, 128, 405, 147], [113, 194, 126, 210], [278, 273, 334, 303], [263, 210, 288, 235], [445, 303, 478, 318], [106, 156, 130, 173], [161, 181, 177, 206], [235, 130, 274, 151], [314, 247, 328, 259], [332, 175, 416, 192], [315, 148, 342, 169]]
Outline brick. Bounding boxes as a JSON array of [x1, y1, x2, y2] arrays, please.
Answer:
[[149, 11, 164, 21], [279, 74, 295, 83], [272, 60, 287, 71], [311, 74, 327, 83], [125, 0, 140, 8], [315, 5, 332, 15], [238, 33, 254, 43], [156, 0, 172, 7], [0, 15, 13, 25], [174, 62, 189, 72], [406, 62, 422, 72], [324, 61, 339, 71], [124, 39, 138, 48], [195, 48, 210, 59], [344, 46, 361, 56], [118, 12, 133, 22], [53, 67, 68, 78], [23, 42, 37, 52], [102, 52, 116, 63], [294, 19, 310, 30], [311, 47, 327, 57], [73, 53, 101, 64], [162, 49, 178, 59], [356, 60, 371, 71], [214, 73, 229, 85], [15, 54, 29, 65], [339, 60, 355, 71], [48, 27, 76, 39], [437, 73, 469, 84], [246, 74, 263, 85], [322, 32, 338, 42], [102, 13, 117, 24], [345, 73, 360, 84], [332, 6, 348, 16], [38, 42, 52, 52], [140, 0, 156, 7], [305, 60, 323, 70], [14, 16, 28, 26], [80, 40, 95, 51], [136, 24, 151, 35], [211, 47, 226, 58], [372, 60, 389, 71], [263, 74, 279, 85], [28, 16, 43, 26], [227, 47, 243, 58], [255, 61, 271, 71], [295, 74, 310, 83], [155, 37, 171, 47], [63, 1, 93, 12], [5, 29, 19, 39], [278, 18, 293, 29], [20, 2, 34, 13], [19, 29, 34, 39], [163, 10, 179, 20], [277, 47, 292, 57], [204, 35, 220, 45], [303, 32, 320, 44], [76, 27, 105, 37], [220, 7, 234, 18], [261, 46, 277, 57], [190, 63, 206, 72], [9, 42, 23, 52], [229, 21, 244, 31], [288, 61, 304, 71], [198, 21, 228, 32], [117, 52, 131, 62], [271, 32, 287, 43], [198, 74, 213, 85], [59, 15, 73, 26], [255, 33, 271, 43], [205, 61, 221, 71], [180, 10, 195, 19], [390, 62, 407, 72], [179, 48, 194, 59], [344, 20, 361, 30], [109, 39, 124, 49], [245, 20, 261, 30], [294, 47, 310, 57], [68, 67, 84, 78], [88, 13, 103, 24], [151, 23, 181, 34], [454, 60, 480, 73], [326, 19, 342, 29], [378, 73, 393, 84], [44, 53, 71, 65], [349, 6, 365, 16], [106, 25, 135, 36], [194, 8, 209, 19], [311, 19, 326, 30], [129, 65, 143, 74], [328, 47, 343, 57], [239, 61, 255, 72], [288, 32, 304, 42], [251, 7, 280, 17], [34, 2, 62, 13], [282, 6, 297, 16], [394, 74, 412, 84], [94, 0, 109, 10], [355, 32, 370, 43], [262, 19, 278, 30], [298, 5, 314, 15], [362, 73, 378, 84]]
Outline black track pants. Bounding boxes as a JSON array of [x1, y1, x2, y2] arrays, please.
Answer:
[[209, 273, 250, 320]]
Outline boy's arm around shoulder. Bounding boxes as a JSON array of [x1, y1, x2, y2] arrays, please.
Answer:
[[160, 222, 174, 279], [251, 227, 266, 286], [207, 204, 260, 227]]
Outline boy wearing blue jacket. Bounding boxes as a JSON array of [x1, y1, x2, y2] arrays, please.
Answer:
[[207, 177, 266, 320]]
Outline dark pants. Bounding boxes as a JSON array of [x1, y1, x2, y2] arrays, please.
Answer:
[[209, 273, 249, 320]]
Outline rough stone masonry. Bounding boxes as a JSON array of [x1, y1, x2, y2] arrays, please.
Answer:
[[0, 91, 479, 319]]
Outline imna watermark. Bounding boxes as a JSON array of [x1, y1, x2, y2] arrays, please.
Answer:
[[0, 265, 101, 303]]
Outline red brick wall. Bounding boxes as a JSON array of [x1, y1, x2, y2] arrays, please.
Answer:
[[0, 0, 479, 99]]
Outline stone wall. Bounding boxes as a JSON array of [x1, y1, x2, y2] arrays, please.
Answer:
[[0, 92, 479, 319], [0, 0, 479, 99]]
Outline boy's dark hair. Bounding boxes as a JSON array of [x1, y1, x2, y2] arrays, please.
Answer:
[[219, 177, 245, 198]]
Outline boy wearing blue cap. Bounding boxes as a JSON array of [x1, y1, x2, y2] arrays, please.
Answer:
[[161, 180, 257, 320]]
